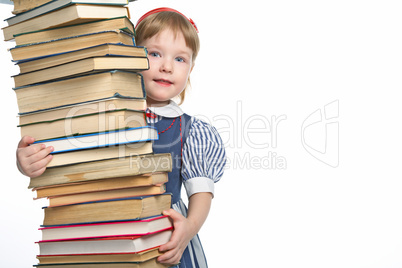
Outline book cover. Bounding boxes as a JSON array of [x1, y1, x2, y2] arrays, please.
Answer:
[[14, 71, 145, 114], [34, 172, 168, 198], [37, 229, 173, 255], [19, 109, 147, 141], [45, 141, 153, 168], [16, 43, 147, 73], [39, 215, 172, 241], [28, 153, 172, 188], [2, 4, 130, 41], [36, 247, 162, 263], [42, 194, 172, 226], [5, 0, 129, 26], [10, 30, 136, 61], [33, 257, 166, 267], [32, 126, 158, 153], [18, 97, 146, 125], [47, 185, 166, 207], [14, 16, 134, 46], [13, 56, 149, 87], [12, 0, 53, 15]]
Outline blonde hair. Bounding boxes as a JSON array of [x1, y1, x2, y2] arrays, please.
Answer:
[[135, 11, 200, 104]]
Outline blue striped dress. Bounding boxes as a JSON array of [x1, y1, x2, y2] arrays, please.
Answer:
[[146, 101, 226, 268]]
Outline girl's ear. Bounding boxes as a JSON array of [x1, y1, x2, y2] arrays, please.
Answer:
[[190, 63, 195, 73]]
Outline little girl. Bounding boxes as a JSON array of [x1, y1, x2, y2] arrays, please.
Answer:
[[16, 7, 226, 268], [135, 8, 226, 267]]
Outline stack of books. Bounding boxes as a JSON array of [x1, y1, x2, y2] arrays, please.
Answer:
[[2, 1, 173, 267]]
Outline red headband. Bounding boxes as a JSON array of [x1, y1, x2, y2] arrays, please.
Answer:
[[135, 7, 199, 33]]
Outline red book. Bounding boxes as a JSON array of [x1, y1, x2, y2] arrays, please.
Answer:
[[37, 229, 172, 255], [40, 215, 172, 242]]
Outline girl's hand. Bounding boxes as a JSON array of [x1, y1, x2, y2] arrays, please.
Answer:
[[157, 192, 212, 266], [16, 136, 53, 178], [157, 209, 196, 266]]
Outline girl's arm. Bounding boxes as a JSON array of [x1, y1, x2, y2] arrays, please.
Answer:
[[157, 192, 213, 265]]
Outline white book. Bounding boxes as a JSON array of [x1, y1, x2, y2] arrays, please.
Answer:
[[33, 126, 158, 153], [38, 229, 172, 255], [40, 215, 172, 241]]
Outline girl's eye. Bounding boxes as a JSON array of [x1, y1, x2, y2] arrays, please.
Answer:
[[149, 52, 161, 58], [175, 57, 185, 63]]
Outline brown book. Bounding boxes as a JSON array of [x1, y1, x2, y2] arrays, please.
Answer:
[[11, 31, 135, 62], [19, 109, 147, 141], [2, 4, 130, 41], [33, 259, 170, 267], [7, 0, 128, 26], [19, 97, 146, 125], [14, 71, 145, 114], [47, 184, 166, 207], [42, 194, 172, 225], [36, 248, 162, 264], [13, 56, 149, 87], [15, 17, 134, 46], [18, 44, 146, 73], [34, 173, 168, 198], [29, 153, 172, 188], [46, 142, 153, 168], [12, 0, 52, 14]]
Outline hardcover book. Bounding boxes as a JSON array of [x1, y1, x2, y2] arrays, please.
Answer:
[[14, 71, 145, 114], [40, 215, 172, 241], [42, 194, 172, 226], [47, 185, 166, 207], [29, 153, 172, 188], [6, 0, 128, 26], [14, 17, 134, 46], [17, 44, 147, 73], [37, 230, 173, 255], [19, 109, 147, 141], [10, 30, 136, 62], [13, 56, 149, 87], [18, 97, 146, 125], [34, 257, 168, 267], [36, 247, 162, 264], [2, 4, 131, 41], [46, 142, 153, 168], [33, 126, 158, 153], [34, 173, 168, 198]]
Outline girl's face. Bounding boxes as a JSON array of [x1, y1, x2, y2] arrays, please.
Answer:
[[139, 29, 194, 107]]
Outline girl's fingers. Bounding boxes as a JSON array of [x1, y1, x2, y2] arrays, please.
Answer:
[[17, 143, 44, 158], [17, 143, 53, 178], [30, 153, 53, 171], [158, 238, 176, 252], [158, 249, 181, 265], [29, 166, 47, 179], [17, 135, 35, 149], [163, 209, 184, 222], [28, 145, 53, 164], [27, 154, 53, 178]]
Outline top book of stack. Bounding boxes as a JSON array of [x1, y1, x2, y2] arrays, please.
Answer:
[[2, 1, 130, 41], [10, 0, 133, 15]]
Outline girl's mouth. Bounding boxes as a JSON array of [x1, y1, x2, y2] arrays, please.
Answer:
[[154, 79, 173, 86]]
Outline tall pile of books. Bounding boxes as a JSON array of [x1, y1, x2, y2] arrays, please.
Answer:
[[2, 1, 173, 267]]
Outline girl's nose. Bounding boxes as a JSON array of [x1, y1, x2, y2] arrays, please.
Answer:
[[160, 58, 173, 73]]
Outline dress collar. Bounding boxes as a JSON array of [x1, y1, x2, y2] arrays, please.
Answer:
[[147, 100, 184, 118]]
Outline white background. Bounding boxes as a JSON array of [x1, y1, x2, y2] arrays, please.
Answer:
[[1, 0, 402, 267]]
